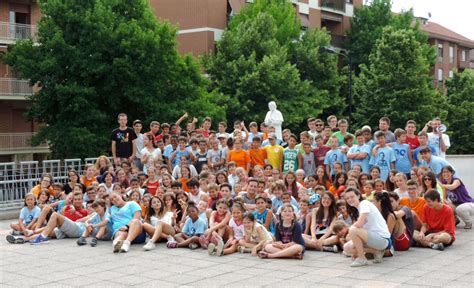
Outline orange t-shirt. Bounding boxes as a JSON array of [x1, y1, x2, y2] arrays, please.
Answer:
[[249, 148, 267, 168], [179, 178, 190, 192], [329, 185, 346, 199], [228, 149, 250, 169], [81, 176, 97, 189], [31, 185, 55, 198], [400, 197, 426, 222]]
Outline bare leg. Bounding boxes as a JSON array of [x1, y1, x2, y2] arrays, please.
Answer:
[[267, 244, 303, 259], [125, 219, 142, 242], [347, 226, 368, 260]]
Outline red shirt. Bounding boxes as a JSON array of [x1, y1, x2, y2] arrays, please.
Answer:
[[64, 206, 88, 221], [314, 146, 331, 167], [404, 135, 420, 150], [423, 204, 456, 241], [146, 180, 159, 196]]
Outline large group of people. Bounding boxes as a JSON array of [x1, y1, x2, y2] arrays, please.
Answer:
[[6, 108, 473, 268]]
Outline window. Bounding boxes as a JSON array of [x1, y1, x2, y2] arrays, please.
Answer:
[[449, 46, 454, 63], [438, 68, 443, 84], [449, 70, 453, 78], [462, 50, 466, 62], [437, 44, 444, 62]]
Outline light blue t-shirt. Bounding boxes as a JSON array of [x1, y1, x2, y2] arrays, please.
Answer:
[[271, 196, 300, 214], [19, 206, 41, 225], [348, 144, 371, 173], [324, 149, 348, 176], [89, 212, 110, 225], [392, 142, 411, 174], [182, 217, 207, 236], [370, 146, 396, 181], [420, 156, 451, 176], [110, 201, 142, 235]]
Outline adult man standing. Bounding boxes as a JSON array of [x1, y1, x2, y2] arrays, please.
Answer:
[[264, 101, 284, 140], [422, 117, 450, 158], [133, 120, 144, 171], [375, 117, 396, 144], [112, 113, 137, 166]]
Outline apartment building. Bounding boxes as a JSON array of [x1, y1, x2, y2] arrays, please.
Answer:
[[418, 19, 474, 90], [0, 0, 361, 162]]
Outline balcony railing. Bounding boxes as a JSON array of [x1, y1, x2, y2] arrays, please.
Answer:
[[0, 133, 49, 151], [321, 0, 346, 13], [0, 22, 37, 43], [0, 78, 33, 99]]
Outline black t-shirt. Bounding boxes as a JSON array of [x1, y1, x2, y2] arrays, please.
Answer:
[[111, 127, 137, 158], [194, 151, 208, 174]]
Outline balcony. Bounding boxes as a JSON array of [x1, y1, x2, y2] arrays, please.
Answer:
[[0, 78, 33, 100], [330, 33, 346, 49], [321, 0, 346, 13], [0, 133, 49, 155], [0, 22, 37, 45]]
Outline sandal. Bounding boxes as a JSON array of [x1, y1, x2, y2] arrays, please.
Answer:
[[258, 251, 269, 259], [167, 241, 178, 248]]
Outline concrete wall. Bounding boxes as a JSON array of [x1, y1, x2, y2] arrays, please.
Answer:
[[446, 155, 474, 197]]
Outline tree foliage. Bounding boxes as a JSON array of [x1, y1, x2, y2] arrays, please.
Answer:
[[353, 27, 440, 130], [204, 0, 344, 130], [4, 0, 224, 158], [444, 70, 474, 154]]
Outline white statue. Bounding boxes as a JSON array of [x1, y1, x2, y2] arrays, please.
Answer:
[[264, 101, 284, 140]]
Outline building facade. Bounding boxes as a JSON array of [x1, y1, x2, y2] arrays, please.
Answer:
[[418, 19, 474, 90], [0, 0, 362, 161]]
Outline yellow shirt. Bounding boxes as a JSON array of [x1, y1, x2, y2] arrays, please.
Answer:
[[264, 144, 283, 170]]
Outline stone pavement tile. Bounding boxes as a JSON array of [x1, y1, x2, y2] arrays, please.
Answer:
[[232, 275, 282, 287], [295, 259, 336, 268], [292, 273, 329, 283], [131, 279, 177, 287], [184, 266, 230, 278], [226, 257, 262, 268], [156, 264, 203, 274], [54, 275, 103, 287], [266, 280, 341, 288], [322, 276, 372, 286], [138, 269, 176, 280], [256, 270, 303, 280], [388, 268, 429, 277], [420, 271, 466, 281], [0, 271, 23, 284], [4, 276, 53, 287], [191, 278, 237, 287], [37, 282, 75, 288], [86, 270, 126, 282], [353, 280, 400, 288], [155, 273, 203, 285], [343, 271, 380, 280], [234, 267, 275, 276], [110, 275, 154, 286], [276, 265, 317, 274], [407, 277, 450, 287], [377, 274, 415, 284]]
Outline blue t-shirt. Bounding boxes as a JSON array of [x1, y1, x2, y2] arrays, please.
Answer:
[[89, 212, 110, 225], [348, 144, 371, 173], [413, 145, 437, 166], [19, 206, 41, 225], [369, 146, 396, 181], [110, 201, 142, 235], [271, 196, 300, 214], [392, 143, 411, 174], [421, 156, 450, 176], [182, 217, 207, 236], [324, 149, 348, 176]]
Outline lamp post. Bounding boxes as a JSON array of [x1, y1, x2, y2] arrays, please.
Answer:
[[321, 46, 353, 125]]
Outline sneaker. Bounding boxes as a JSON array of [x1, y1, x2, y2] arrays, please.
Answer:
[[167, 241, 178, 248], [350, 258, 368, 267], [464, 223, 472, 229], [113, 239, 123, 253], [6, 235, 25, 244], [216, 239, 224, 256], [10, 230, 21, 236], [121, 240, 131, 253], [30, 234, 49, 245], [76, 236, 87, 246], [321, 245, 338, 253], [90, 237, 98, 247], [189, 243, 199, 250], [373, 249, 384, 263], [430, 243, 445, 251], [208, 243, 216, 256], [143, 241, 156, 251]]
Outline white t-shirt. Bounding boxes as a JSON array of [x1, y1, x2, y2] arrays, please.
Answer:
[[229, 218, 245, 240], [150, 212, 174, 227], [358, 200, 390, 238], [141, 147, 162, 172], [427, 133, 450, 158], [394, 188, 409, 199]]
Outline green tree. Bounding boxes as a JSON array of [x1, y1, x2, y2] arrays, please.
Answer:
[[4, 0, 224, 159], [204, 0, 342, 129], [353, 27, 441, 130], [444, 70, 474, 154]]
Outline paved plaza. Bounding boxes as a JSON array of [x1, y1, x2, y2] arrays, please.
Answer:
[[0, 219, 472, 287]]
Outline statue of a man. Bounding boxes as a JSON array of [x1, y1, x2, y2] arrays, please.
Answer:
[[264, 101, 284, 140]]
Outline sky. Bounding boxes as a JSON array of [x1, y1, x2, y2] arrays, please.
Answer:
[[390, 0, 474, 40]]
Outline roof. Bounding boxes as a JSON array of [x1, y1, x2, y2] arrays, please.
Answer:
[[418, 20, 474, 48]]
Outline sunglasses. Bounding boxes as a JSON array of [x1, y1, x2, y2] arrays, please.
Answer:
[[423, 178, 432, 181]]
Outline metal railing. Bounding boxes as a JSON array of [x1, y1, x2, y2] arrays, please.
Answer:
[[0, 22, 37, 42], [321, 0, 346, 13], [0, 78, 33, 98], [0, 132, 49, 150]]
